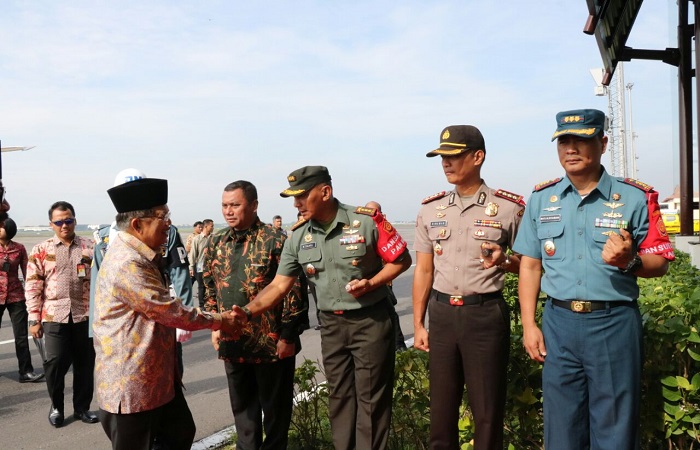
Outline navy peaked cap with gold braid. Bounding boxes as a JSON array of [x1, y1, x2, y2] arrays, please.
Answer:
[[551, 109, 606, 141], [426, 125, 485, 157]]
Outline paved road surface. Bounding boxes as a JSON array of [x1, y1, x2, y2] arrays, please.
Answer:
[[0, 228, 417, 450]]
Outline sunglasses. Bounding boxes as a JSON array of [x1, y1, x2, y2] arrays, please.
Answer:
[[52, 218, 76, 227]]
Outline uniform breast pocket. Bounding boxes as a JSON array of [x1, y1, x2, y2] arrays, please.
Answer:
[[341, 243, 367, 278], [299, 246, 324, 278], [427, 227, 451, 242], [249, 256, 272, 284], [590, 230, 610, 264], [470, 227, 504, 260], [427, 227, 451, 257], [537, 223, 565, 261]]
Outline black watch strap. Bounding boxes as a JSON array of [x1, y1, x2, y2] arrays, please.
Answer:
[[242, 306, 253, 321], [620, 254, 642, 274]]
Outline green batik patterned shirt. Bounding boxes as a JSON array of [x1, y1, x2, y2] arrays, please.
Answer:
[[202, 217, 305, 363]]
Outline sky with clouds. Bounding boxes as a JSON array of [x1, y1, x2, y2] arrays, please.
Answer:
[[0, 1, 680, 226]]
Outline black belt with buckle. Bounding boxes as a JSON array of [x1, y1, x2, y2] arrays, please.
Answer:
[[322, 298, 387, 317], [549, 297, 635, 313], [434, 290, 502, 306]]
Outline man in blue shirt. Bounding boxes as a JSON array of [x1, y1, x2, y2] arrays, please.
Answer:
[[513, 109, 675, 449]]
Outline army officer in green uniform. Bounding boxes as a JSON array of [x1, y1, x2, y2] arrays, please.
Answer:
[[230, 166, 412, 450]]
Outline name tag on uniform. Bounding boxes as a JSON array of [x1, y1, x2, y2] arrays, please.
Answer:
[[301, 243, 317, 250], [430, 221, 447, 227], [540, 214, 561, 223]]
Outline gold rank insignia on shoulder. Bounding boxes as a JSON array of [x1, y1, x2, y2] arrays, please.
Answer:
[[494, 189, 526, 206], [354, 206, 376, 216], [291, 218, 308, 231], [422, 191, 449, 204], [622, 178, 654, 192], [533, 178, 563, 192]]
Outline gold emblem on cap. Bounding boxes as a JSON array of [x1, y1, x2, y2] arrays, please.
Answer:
[[612, 193, 621, 201], [288, 175, 296, 182], [550, 195, 558, 203], [485, 202, 499, 217], [442, 129, 450, 140], [304, 234, 312, 243]]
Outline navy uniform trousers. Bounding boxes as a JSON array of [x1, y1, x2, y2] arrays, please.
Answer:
[[542, 300, 642, 450]]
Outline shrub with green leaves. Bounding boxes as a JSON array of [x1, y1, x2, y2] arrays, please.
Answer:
[[284, 252, 700, 449]]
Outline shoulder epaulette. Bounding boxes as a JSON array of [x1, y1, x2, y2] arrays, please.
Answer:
[[494, 189, 526, 206], [621, 178, 654, 192], [421, 191, 449, 204], [291, 218, 308, 231], [533, 178, 563, 192], [354, 206, 377, 216]]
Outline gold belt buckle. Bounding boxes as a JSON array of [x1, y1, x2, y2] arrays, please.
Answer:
[[449, 296, 464, 306], [570, 301, 592, 313]]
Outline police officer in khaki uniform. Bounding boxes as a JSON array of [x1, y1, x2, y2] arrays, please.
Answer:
[[231, 166, 412, 450], [413, 125, 524, 450]]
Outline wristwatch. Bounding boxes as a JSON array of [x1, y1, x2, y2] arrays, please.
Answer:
[[242, 306, 253, 322], [620, 254, 642, 275], [28, 320, 40, 327]]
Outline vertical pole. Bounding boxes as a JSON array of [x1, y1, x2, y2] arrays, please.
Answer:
[[679, 0, 693, 235], [627, 83, 638, 177]]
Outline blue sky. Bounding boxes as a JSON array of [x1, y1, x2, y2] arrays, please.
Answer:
[[0, 1, 678, 226]]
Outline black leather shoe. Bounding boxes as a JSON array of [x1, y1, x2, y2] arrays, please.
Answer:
[[74, 410, 99, 424], [48, 406, 64, 428], [19, 371, 45, 383]]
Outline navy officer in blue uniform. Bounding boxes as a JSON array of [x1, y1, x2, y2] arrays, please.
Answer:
[[513, 109, 675, 449]]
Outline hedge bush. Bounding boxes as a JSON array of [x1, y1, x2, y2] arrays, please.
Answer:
[[284, 251, 700, 449]]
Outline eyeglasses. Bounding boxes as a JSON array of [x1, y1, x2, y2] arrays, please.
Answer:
[[52, 218, 75, 227], [144, 212, 171, 222]]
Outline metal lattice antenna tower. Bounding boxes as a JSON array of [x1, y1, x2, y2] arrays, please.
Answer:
[[606, 62, 628, 177]]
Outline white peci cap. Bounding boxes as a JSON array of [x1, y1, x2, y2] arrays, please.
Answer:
[[113, 168, 147, 187]]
